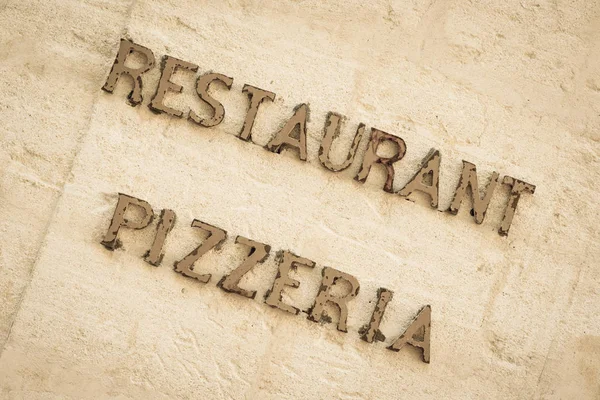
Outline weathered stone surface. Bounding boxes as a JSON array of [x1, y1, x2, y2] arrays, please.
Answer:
[[0, 0, 599, 399], [0, 0, 132, 350]]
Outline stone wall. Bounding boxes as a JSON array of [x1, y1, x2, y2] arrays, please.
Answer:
[[0, 0, 599, 398]]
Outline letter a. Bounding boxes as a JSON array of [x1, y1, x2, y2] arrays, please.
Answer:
[[387, 305, 431, 363]]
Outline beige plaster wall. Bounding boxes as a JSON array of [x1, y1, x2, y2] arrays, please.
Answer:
[[0, 0, 599, 398]]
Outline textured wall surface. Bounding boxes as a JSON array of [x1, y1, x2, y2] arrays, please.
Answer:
[[0, 0, 599, 399]]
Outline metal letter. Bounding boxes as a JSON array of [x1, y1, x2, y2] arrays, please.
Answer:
[[265, 104, 309, 161], [448, 161, 499, 224], [360, 288, 393, 343], [149, 56, 198, 117], [101, 193, 154, 250], [238, 84, 276, 141], [217, 236, 271, 299], [355, 128, 406, 193], [189, 72, 234, 127], [498, 176, 536, 237], [102, 39, 156, 106], [319, 112, 365, 172], [173, 220, 227, 283], [308, 267, 360, 332], [387, 305, 431, 364], [398, 149, 441, 208], [144, 209, 176, 266], [265, 251, 315, 314]]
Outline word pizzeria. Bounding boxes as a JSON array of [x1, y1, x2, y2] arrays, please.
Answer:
[[101, 193, 432, 363], [102, 39, 536, 238]]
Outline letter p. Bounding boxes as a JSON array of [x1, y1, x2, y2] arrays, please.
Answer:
[[101, 193, 154, 250]]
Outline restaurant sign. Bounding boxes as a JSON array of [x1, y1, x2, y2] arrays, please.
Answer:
[[97, 38, 539, 364]]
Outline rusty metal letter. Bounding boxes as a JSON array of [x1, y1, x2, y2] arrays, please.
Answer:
[[387, 305, 431, 364], [173, 220, 227, 283], [265, 251, 315, 314], [498, 176, 536, 237], [319, 113, 365, 172], [217, 236, 271, 299], [308, 267, 360, 332], [354, 128, 406, 193], [149, 56, 198, 117], [448, 161, 499, 224], [360, 288, 393, 343], [101, 193, 154, 250], [189, 72, 233, 127], [102, 39, 156, 106], [398, 149, 441, 208], [144, 209, 176, 266], [265, 104, 309, 161], [238, 84, 276, 141]]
